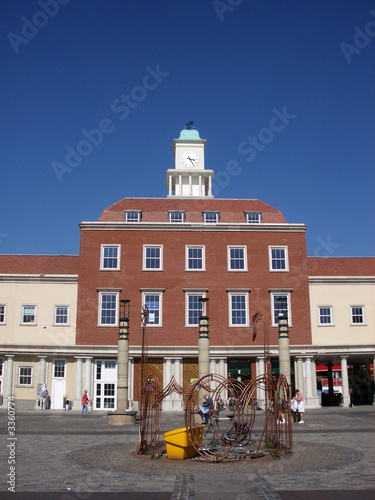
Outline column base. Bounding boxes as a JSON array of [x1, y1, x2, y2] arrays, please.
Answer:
[[107, 410, 137, 425], [72, 399, 83, 411]]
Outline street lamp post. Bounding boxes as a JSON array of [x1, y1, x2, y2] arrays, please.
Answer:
[[277, 297, 291, 387], [198, 298, 210, 400], [108, 299, 136, 425], [117, 299, 130, 413]]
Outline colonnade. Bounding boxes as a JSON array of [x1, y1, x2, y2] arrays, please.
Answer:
[[1, 353, 374, 410]]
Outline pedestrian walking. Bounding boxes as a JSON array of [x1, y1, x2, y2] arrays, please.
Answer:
[[81, 389, 89, 414], [295, 389, 305, 423]]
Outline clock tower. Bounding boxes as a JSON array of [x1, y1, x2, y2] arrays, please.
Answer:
[[166, 125, 214, 198]]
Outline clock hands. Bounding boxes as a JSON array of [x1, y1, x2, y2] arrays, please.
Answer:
[[188, 156, 196, 166]]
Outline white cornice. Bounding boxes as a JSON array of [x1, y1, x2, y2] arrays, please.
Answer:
[[79, 221, 307, 232], [0, 274, 78, 284], [2, 343, 373, 358], [309, 276, 375, 284]]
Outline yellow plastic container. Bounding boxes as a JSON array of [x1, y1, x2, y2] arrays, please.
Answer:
[[164, 425, 204, 460]]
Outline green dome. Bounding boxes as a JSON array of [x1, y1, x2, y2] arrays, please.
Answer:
[[177, 129, 202, 140]]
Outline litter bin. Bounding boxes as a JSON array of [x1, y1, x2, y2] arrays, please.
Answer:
[[65, 400, 71, 410], [163, 425, 204, 460]]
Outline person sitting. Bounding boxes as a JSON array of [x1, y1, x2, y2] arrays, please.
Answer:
[[198, 394, 211, 424]]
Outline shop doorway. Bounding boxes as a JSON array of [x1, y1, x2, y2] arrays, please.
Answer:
[[227, 359, 251, 382]]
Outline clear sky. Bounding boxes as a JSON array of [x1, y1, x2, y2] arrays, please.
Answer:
[[1, 0, 374, 258]]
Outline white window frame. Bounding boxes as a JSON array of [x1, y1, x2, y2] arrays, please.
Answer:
[[0, 304, 6, 324], [21, 305, 36, 325], [318, 306, 333, 326], [228, 291, 249, 327], [270, 292, 291, 326], [169, 211, 185, 223], [124, 210, 141, 222], [227, 245, 248, 271], [245, 212, 261, 223], [186, 245, 205, 271], [54, 305, 69, 326], [143, 245, 163, 271], [269, 246, 289, 271], [185, 292, 206, 326], [53, 359, 66, 379], [98, 290, 119, 326], [203, 211, 219, 223], [100, 244, 121, 270], [18, 366, 33, 386], [351, 306, 365, 325], [142, 291, 163, 327]]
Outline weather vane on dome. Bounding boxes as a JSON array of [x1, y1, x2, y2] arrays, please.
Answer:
[[185, 121, 195, 130]]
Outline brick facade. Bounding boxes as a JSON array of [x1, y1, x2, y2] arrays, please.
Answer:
[[76, 198, 311, 348]]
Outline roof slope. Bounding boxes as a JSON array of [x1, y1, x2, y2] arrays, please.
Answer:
[[99, 198, 287, 223], [0, 255, 79, 275], [307, 257, 375, 276]]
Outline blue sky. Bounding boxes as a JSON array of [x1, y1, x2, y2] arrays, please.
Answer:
[[1, 0, 374, 258]]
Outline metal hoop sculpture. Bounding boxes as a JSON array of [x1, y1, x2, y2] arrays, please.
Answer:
[[185, 374, 255, 462], [184, 373, 292, 461]]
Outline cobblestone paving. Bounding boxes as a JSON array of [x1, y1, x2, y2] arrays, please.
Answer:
[[0, 406, 374, 498]]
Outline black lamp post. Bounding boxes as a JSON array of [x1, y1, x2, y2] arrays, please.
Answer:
[[119, 299, 130, 340]]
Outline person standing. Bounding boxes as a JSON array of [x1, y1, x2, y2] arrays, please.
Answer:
[[81, 389, 89, 414], [295, 389, 305, 424], [198, 394, 211, 424], [290, 391, 298, 423], [40, 388, 47, 410], [45, 389, 50, 410]]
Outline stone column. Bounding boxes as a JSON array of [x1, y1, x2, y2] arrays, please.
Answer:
[[128, 357, 134, 409], [340, 356, 350, 407], [295, 357, 304, 396], [163, 357, 183, 411], [4, 355, 15, 405], [117, 330, 130, 413], [83, 357, 93, 410], [163, 358, 173, 410], [35, 356, 47, 408], [72, 357, 83, 410], [256, 356, 265, 408], [198, 314, 210, 401], [305, 357, 316, 408], [310, 357, 320, 407], [173, 357, 183, 409]]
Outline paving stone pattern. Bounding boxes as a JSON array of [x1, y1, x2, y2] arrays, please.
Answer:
[[0, 406, 374, 499]]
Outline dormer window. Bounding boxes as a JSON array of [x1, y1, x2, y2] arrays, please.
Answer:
[[245, 212, 261, 223], [203, 211, 219, 223], [169, 211, 185, 223], [124, 210, 141, 222]]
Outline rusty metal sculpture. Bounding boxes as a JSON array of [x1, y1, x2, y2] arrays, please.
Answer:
[[137, 302, 292, 461], [184, 373, 292, 462]]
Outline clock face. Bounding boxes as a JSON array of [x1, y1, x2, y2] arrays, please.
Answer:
[[181, 151, 199, 168]]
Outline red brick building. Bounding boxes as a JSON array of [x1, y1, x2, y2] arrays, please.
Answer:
[[76, 128, 314, 410]]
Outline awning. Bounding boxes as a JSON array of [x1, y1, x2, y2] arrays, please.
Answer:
[[316, 365, 341, 371]]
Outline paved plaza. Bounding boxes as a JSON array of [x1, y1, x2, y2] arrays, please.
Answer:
[[1, 405, 375, 499]]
